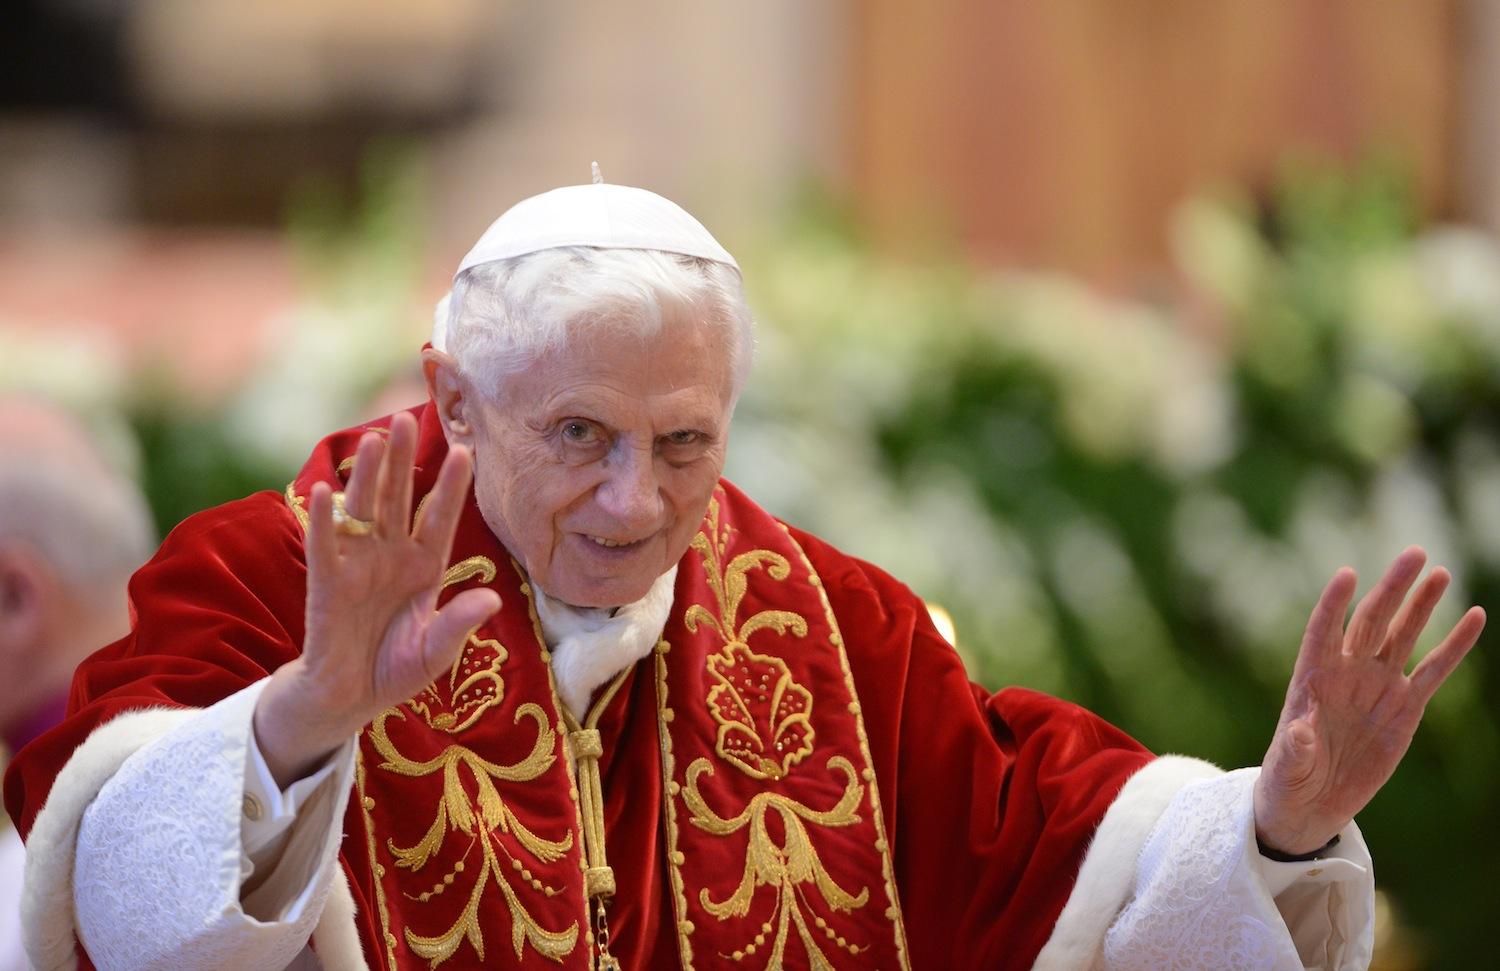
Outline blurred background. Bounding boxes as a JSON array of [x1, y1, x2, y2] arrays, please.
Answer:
[[2, 1, 1498, 965]]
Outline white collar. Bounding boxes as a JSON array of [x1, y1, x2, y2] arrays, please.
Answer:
[[533, 566, 678, 721]]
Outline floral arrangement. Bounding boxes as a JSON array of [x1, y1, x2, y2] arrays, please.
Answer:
[[728, 163, 1499, 968], [3, 158, 1492, 966]]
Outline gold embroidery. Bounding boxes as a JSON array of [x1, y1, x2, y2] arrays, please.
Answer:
[[685, 498, 811, 780], [404, 556, 504, 734], [673, 495, 878, 967], [369, 703, 579, 965], [338, 455, 357, 477], [284, 482, 310, 530], [442, 556, 497, 589], [364, 554, 575, 966], [655, 638, 699, 968], [706, 644, 813, 781], [779, 523, 912, 970], [356, 752, 401, 970], [683, 755, 870, 966], [514, 568, 598, 962], [409, 634, 507, 734]]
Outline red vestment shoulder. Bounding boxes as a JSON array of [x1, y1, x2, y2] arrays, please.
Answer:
[[790, 524, 1153, 968], [4, 466, 1155, 970]]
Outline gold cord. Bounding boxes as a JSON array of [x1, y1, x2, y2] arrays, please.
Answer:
[[564, 666, 632, 969]]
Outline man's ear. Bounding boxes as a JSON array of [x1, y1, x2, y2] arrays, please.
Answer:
[[0, 545, 49, 653], [422, 348, 475, 446]]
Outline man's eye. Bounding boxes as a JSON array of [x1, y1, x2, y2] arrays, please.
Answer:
[[562, 420, 600, 444], [665, 430, 700, 447]]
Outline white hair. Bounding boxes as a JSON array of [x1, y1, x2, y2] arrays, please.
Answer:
[[0, 441, 154, 592], [440, 247, 754, 398]]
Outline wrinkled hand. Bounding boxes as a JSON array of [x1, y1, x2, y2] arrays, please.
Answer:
[[255, 411, 500, 785], [1254, 547, 1485, 855]]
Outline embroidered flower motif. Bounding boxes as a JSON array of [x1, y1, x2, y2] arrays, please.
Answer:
[[707, 642, 815, 780], [404, 555, 502, 735], [410, 633, 507, 734]]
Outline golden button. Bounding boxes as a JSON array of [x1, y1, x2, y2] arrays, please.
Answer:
[[242, 793, 263, 822], [1307, 867, 1323, 877]]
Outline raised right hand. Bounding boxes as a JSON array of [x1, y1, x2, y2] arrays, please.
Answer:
[[254, 411, 501, 786]]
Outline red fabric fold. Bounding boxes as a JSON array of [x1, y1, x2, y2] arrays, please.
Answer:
[[5, 404, 1154, 970]]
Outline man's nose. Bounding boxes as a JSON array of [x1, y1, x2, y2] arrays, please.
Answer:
[[595, 444, 663, 531]]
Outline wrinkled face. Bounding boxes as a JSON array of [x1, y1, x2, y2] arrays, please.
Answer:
[[434, 307, 736, 608]]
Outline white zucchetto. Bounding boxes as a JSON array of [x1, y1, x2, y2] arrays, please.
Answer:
[[453, 175, 739, 278]]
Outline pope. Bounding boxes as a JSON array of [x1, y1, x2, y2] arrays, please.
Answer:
[[4, 173, 1484, 971]]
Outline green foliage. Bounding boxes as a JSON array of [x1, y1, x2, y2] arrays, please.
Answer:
[[8, 154, 1494, 965], [727, 160, 1500, 968]]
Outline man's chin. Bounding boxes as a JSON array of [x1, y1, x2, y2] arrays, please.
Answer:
[[544, 572, 658, 611]]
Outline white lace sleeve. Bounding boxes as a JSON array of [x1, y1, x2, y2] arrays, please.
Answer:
[[1102, 767, 1375, 971], [73, 679, 355, 971]]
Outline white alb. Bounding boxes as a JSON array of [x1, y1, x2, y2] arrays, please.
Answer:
[[25, 579, 1375, 970]]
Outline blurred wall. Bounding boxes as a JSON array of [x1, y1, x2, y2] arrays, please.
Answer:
[[847, 0, 1461, 277]]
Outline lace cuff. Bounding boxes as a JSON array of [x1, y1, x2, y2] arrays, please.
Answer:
[[73, 679, 354, 971], [1102, 768, 1374, 971], [242, 724, 356, 923]]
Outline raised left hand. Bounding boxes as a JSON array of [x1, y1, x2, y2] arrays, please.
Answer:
[[1254, 547, 1485, 855]]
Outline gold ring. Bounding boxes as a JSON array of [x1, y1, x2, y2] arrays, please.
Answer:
[[331, 492, 374, 537]]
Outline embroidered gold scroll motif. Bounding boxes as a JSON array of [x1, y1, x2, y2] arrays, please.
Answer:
[[369, 704, 578, 965], [363, 553, 579, 966], [680, 498, 872, 967]]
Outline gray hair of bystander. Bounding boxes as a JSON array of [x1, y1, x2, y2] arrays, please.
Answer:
[[434, 246, 755, 401], [0, 402, 155, 593]]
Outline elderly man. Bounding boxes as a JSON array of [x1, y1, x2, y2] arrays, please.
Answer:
[[5, 179, 1484, 971], [0, 398, 154, 971]]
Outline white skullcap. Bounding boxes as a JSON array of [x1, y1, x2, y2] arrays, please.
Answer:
[[453, 174, 738, 278], [435, 170, 738, 351]]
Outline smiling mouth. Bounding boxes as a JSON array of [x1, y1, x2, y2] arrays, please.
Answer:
[[584, 534, 650, 550]]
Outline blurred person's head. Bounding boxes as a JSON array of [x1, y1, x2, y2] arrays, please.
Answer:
[[423, 214, 753, 610], [0, 398, 154, 754]]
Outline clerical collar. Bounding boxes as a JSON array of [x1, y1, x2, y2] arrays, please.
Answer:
[[533, 566, 678, 719]]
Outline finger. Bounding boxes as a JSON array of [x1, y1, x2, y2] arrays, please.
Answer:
[[1409, 605, 1485, 705], [1297, 567, 1358, 670], [342, 432, 386, 521], [1344, 546, 1426, 656], [305, 482, 337, 579], [422, 588, 503, 678], [413, 444, 475, 555], [1380, 567, 1450, 668], [375, 413, 417, 536]]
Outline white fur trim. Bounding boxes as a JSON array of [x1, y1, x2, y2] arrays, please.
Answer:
[[537, 565, 677, 719], [311, 866, 369, 971], [1032, 754, 1223, 971], [23, 707, 194, 971], [21, 704, 370, 971]]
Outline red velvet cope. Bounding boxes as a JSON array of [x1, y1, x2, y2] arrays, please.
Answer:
[[4, 404, 1153, 970]]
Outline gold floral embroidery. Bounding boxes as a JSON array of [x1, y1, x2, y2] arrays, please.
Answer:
[[409, 634, 507, 734], [369, 703, 579, 965], [442, 556, 496, 589], [782, 525, 912, 969], [362, 550, 574, 965], [677, 496, 871, 967], [356, 753, 401, 970], [683, 755, 870, 967], [685, 498, 811, 780], [284, 482, 309, 530], [706, 644, 813, 781], [654, 639, 699, 968]]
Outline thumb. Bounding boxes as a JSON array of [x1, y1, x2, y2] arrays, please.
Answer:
[[422, 589, 503, 676], [1276, 716, 1320, 781]]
